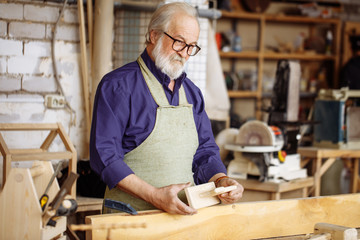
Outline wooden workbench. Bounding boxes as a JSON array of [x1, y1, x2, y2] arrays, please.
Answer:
[[84, 193, 360, 240], [236, 177, 314, 201], [297, 147, 360, 196]]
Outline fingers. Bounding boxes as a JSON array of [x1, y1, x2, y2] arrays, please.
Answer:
[[217, 179, 244, 204], [153, 182, 197, 215]]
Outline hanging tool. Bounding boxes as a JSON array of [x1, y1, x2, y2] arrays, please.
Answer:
[[104, 199, 138, 215], [42, 171, 79, 227], [39, 161, 63, 211]]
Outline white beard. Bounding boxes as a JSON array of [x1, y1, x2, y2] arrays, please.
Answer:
[[152, 37, 186, 80]]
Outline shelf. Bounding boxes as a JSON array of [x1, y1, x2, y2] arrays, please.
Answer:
[[264, 14, 340, 24], [220, 51, 336, 61], [228, 90, 259, 98], [220, 51, 259, 59], [221, 10, 262, 20], [264, 52, 337, 61], [262, 92, 318, 98], [220, 10, 340, 24], [218, 10, 341, 120]]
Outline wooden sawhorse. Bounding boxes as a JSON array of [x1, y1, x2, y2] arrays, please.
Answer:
[[297, 147, 360, 197]]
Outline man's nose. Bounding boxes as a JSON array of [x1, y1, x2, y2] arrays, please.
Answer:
[[178, 47, 188, 59]]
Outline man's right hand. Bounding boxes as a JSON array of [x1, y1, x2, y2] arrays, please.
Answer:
[[149, 182, 197, 215], [116, 174, 197, 215]]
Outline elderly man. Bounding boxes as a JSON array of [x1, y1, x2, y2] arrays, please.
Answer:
[[90, 2, 243, 215]]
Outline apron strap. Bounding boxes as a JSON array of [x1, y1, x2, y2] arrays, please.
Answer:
[[137, 56, 189, 107]]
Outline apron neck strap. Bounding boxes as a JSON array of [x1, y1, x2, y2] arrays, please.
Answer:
[[137, 56, 188, 107]]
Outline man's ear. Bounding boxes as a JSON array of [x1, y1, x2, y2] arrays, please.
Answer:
[[149, 30, 159, 44]]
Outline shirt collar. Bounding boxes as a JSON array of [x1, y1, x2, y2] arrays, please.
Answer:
[[140, 49, 187, 90]]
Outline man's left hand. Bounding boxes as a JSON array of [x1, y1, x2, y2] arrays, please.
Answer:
[[216, 177, 244, 204]]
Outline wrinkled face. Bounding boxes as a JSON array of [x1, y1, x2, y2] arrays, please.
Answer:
[[152, 14, 200, 80]]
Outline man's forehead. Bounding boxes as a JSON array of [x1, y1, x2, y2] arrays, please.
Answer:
[[167, 15, 199, 42]]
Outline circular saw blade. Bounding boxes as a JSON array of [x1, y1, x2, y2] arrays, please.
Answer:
[[235, 120, 273, 146]]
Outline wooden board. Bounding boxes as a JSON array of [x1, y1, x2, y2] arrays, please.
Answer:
[[86, 194, 360, 240], [0, 162, 66, 240]]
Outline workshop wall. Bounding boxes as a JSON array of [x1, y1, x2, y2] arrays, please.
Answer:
[[113, 0, 209, 92], [0, 0, 87, 177], [0, 0, 212, 186]]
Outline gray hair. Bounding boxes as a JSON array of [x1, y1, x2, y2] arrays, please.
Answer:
[[145, 2, 199, 45]]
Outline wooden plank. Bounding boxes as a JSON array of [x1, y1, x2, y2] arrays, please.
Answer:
[[40, 130, 58, 151], [256, 16, 265, 120], [9, 148, 45, 154], [236, 177, 314, 193], [298, 147, 360, 159], [0, 123, 58, 131], [352, 158, 359, 193], [57, 123, 77, 197], [219, 51, 259, 59], [228, 90, 258, 98], [86, 194, 360, 240], [319, 157, 336, 176], [76, 197, 103, 212], [10, 151, 73, 161], [77, 0, 91, 159], [263, 53, 336, 61], [314, 223, 358, 240], [0, 133, 11, 189], [0, 168, 42, 239]]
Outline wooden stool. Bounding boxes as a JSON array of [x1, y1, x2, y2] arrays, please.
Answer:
[[236, 177, 314, 201]]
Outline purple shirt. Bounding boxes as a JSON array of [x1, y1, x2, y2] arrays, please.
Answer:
[[90, 50, 227, 189]]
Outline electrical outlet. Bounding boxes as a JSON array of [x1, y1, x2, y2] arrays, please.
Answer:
[[45, 94, 65, 109]]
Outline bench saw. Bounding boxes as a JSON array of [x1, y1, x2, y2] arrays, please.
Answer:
[[225, 120, 307, 182]]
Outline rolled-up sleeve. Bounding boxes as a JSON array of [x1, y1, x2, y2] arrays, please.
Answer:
[[90, 77, 134, 189]]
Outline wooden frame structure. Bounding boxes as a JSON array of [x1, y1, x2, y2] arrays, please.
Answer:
[[298, 147, 360, 197], [85, 194, 360, 239], [0, 123, 77, 197]]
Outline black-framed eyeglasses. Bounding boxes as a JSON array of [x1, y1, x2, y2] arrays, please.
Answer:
[[163, 32, 201, 56]]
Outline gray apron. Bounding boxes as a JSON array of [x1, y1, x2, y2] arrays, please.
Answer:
[[103, 56, 199, 213]]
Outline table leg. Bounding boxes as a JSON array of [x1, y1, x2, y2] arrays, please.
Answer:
[[314, 157, 322, 196], [351, 158, 359, 193]]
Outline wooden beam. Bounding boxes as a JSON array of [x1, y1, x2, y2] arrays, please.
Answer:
[[11, 152, 73, 161], [91, 0, 114, 117], [40, 130, 58, 151], [86, 194, 360, 240], [0, 123, 58, 131], [77, 0, 91, 159]]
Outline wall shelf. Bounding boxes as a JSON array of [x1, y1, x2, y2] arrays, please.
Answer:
[[217, 10, 341, 120]]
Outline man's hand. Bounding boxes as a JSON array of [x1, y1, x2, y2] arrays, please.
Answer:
[[216, 177, 244, 204], [209, 174, 244, 204], [149, 182, 197, 215], [117, 175, 196, 215]]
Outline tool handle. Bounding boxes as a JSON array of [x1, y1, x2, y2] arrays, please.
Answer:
[[200, 185, 237, 197], [40, 194, 49, 211]]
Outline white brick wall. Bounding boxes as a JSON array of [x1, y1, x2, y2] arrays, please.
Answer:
[[9, 22, 46, 39], [46, 24, 79, 41], [8, 56, 40, 74], [0, 3, 23, 20], [24, 5, 59, 23], [63, 8, 79, 23], [23, 75, 57, 92], [0, 75, 21, 91], [24, 41, 51, 57], [0, 1, 87, 159], [0, 39, 23, 56], [0, 58, 6, 74], [0, 21, 7, 37]]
